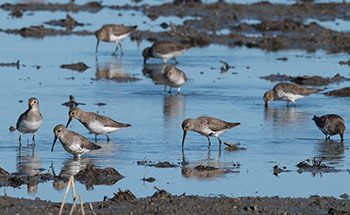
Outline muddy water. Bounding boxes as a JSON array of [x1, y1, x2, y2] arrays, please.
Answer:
[[1, 3, 350, 203]]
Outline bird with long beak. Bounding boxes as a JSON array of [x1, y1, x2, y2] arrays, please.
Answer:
[[66, 107, 131, 142], [181, 116, 240, 148], [263, 82, 322, 107], [51, 124, 101, 158], [142, 41, 190, 64]]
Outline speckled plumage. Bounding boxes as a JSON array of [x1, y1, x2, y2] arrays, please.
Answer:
[[312, 114, 345, 141], [163, 65, 187, 93], [143, 41, 190, 63]]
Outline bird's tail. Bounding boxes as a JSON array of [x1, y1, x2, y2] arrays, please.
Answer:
[[9, 126, 16, 132], [228, 122, 241, 128]]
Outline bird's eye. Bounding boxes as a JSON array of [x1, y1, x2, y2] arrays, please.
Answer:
[[72, 112, 75, 115], [57, 130, 60, 133]]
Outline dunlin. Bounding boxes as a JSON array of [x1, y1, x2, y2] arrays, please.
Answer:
[[95, 24, 137, 55], [12, 97, 43, 143], [163, 64, 187, 93], [66, 107, 131, 142], [312, 114, 345, 141], [264, 82, 321, 107], [62, 95, 85, 108], [51, 124, 101, 158], [142, 41, 190, 64], [181, 116, 240, 148]]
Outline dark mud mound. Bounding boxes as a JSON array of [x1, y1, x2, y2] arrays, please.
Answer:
[[44, 15, 85, 30], [60, 62, 89, 72], [325, 87, 350, 97], [0, 2, 102, 13], [75, 164, 124, 188], [137, 160, 179, 168], [296, 158, 339, 175], [110, 189, 137, 202], [273, 165, 291, 176], [151, 187, 172, 199], [261, 73, 348, 86]]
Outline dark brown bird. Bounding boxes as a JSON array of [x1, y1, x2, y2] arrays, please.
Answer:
[[95, 24, 137, 55], [312, 114, 345, 141], [264, 82, 321, 107], [142, 41, 190, 64], [181, 116, 240, 148]]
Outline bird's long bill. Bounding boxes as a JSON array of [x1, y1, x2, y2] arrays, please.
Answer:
[[66, 117, 72, 128], [182, 131, 187, 147], [95, 40, 100, 53], [51, 136, 57, 152], [264, 102, 268, 108]]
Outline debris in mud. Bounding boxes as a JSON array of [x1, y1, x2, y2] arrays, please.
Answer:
[[137, 160, 179, 168], [110, 189, 136, 202], [141, 177, 155, 183], [340, 193, 349, 199], [339, 59, 350, 66], [273, 165, 290, 176], [328, 208, 349, 215], [74, 164, 124, 188], [276, 57, 288, 61], [0, 167, 10, 178], [324, 87, 350, 97], [223, 142, 246, 151], [220, 60, 234, 73], [151, 187, 171, 199], [296, 158, 339, 175], [44, 14, 85, 30], [9, 8, 23, 18], [0, 60, 20, 69], [194, 165, 218, 171], [261, 73, 349, 86], [60, 62, 89, 72], [94, 102, 106, 106]]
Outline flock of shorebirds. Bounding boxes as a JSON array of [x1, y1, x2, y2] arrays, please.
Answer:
[[9, 24, 346, 158]]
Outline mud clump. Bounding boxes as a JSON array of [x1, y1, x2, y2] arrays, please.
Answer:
[[223, 142, 246, 151], [339, 59, 350, 65], [325, 87, 350, 97], [261, 73, 349, 86], [0, 167, 10, 178], [151, 187, 171, 199], [296, 158, 339, 175], [273, 165, 290, 176], [75, 164, 124, 188], [0, 60, 20, 69], [44, 15, 84, 30], [110, 189, 136, 202], [142, 177, 155, 183], [194, 165, 218, 171], [137, 160, 179, 168], [60, 62, 89, 72]]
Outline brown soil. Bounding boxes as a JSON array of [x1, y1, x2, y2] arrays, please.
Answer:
[[60, 62, 89, 72], [1, 193, 350, 214], [325, 87, 350, 97]]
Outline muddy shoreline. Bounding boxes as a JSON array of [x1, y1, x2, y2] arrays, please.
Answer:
[[2, 1, 350, 52], [1, 194, 350, 214]]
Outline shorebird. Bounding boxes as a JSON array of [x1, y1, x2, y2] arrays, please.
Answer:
[[312, 114, 345, 141], [66, 107, 131, 142], [181, 116, 240, 148], [163, 64, 187, 93], [51, 124, 101, 158], [62, 95, 85, 108], [11, 97, 43, 144], [95, 24, 137, 55], [142, 41, 190, 64], [263, 82, 321, 107]]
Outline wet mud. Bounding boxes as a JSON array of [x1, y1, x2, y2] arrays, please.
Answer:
[[60, 62, 90, 72], [324, 87, 350, 97], [1, 193, 350, 215], [137, 160, 179, 168], [296, 158, 340, 175], [261, 73, 349, 86], [44, 15, 85, 30], [2, 2, 350, 52]]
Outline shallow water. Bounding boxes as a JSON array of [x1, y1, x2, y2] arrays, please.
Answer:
[[1, 1, 350, 203]]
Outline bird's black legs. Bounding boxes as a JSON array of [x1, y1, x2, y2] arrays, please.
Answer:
[[106, 135, 110, 143], [207, 136, 211, 147], [217, 137, 222, 147]]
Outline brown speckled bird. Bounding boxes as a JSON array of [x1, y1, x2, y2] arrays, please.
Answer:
[[264, 82, 321, 107], [181, 116, 240, 148], [312, 114, 345, 141], [142, 41, 190, 64]]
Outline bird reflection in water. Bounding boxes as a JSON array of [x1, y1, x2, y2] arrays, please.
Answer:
[[163, 94, 185, 120], [96, 57, 140, 83], [16, 145, 43, 193], [181, 148, 238, 180], [142, 63, 168, 85], [316, 139, 345, 165], [53, 157, 92, 191], [264, 107, 307, 126]]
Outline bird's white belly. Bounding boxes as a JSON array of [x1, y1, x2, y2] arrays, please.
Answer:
[[88, 121, 119, 134], [18, 119, 42, 133], [110, 33, 130, 42], [154, 50, 186, 62], [65, 144, 90, 156], [277, 91, 304, 102]]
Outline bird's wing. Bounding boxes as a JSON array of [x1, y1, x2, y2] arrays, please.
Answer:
[[90, 112, 131, 128], [153, 41, 189, 54], [199, 116, 231, 132]]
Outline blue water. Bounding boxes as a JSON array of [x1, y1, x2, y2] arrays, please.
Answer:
[[0, 0, 350, 203]]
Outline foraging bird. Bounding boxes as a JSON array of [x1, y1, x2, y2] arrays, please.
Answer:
[[51, 124, 101, 158], [11, 97, 43, 144], [66, 107, 131, 142], [312, 114, 345, 141], [62, 95, 85, 108], [181, 116, 240, 148], [142, 41, 190, 64], [163, 64, 187, 93], [95, 24, 137, 55], [264, 82, 321, 107]]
